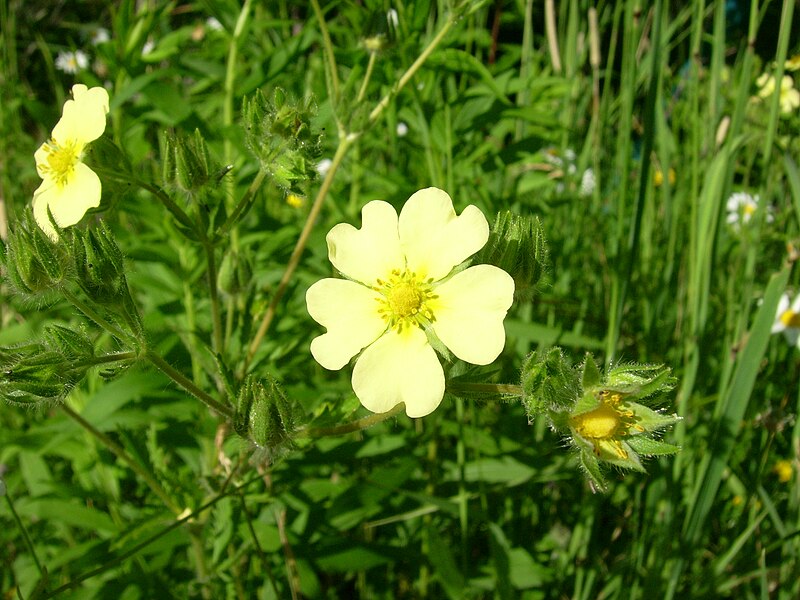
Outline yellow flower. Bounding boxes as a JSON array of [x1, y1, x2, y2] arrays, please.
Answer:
[[785, 54, 800, 71], [570, 390, 644, 460], [773, 459, 793, 483], [33, 84, 110, 239], [654, 168, 676, 187], [286, 193, 305, 208], [756, 73, 800, 114], [306, 187, 515, 417]]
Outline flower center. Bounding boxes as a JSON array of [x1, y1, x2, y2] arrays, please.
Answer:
[[375, 269, 437, 332], [781, 309, 800, 328], [388, 282, 423, 317], [743, 203, 756, 216], [39, 139, 81, 187], [570, 391, 642, 459]]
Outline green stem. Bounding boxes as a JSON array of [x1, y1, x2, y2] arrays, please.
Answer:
[[244, 136, 353, 371], [310, 0, 340, 101], [93, 168, 195, 233], [303, 403, 406, 438], [224, 0, 253, 175], [357, 51, 378, 103], [61, 404, 180, 514], [446, 382, 523, 397], [202, 240, 224, 356], [83, 351, 138, 367], [62, 289, 138, 346], [145, 350, 233, 419], [4, 492, 45, 577], [216, 168, 268, 240], [368, 13, 456, 124]]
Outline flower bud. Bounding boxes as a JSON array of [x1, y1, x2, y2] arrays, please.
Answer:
[[163, 129, 215, 194], [234, 376, 300, 457], [521, 350, 680, 492], [0, 345, 86, 406], [243, 89, 321, 192], [520, 347, 581, 416], [3, 217, 69, 300], [72, 225, 126, 304], [43, 325, 95, 361], [217, 250, 253, 296], [475, 211, 548, 301]]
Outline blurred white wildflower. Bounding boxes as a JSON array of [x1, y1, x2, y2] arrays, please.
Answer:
[[396, 122, 408, 137], [206, 17, 223, 31], [726, 192, 773, 228], [772, 293, 800, 347], [387, 9, 399, 29], [55, 50, 89, 74], [91, 28, 110, 45], [580, 168, 596, 197], [316, 158, 333, 178], [142, 39, 155, 56]]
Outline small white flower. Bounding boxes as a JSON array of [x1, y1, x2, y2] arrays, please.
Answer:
[[387, 9, 399, 29], [55, 50, 89, 74], [580, 168, 596, 197], [396, 122, 408, 137], [726, 192, 773, 228], [772, 293, 800, 347], [142, 39, 156, 56], [316, 158, 333, 178], [206, 17, 223, 31], [91, 28, 110, 45]]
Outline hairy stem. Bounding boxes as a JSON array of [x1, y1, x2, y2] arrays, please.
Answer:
[[303, 403, 406, 438], [62, 404, 181, 514], [146, 350, 233, 419]]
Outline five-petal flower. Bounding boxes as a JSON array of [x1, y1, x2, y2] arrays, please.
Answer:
[[33, 84, 110, 240], [773, 292, 800, 347], [306, 187, 515, 418]]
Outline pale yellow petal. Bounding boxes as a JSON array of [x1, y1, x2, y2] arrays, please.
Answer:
[[307, 278, 386, 370], [326, 200, 404, 285], [398, 187, 489, 281], [32, 163, 101, 238], [430, 265, 514, 364], [52, 85, 110, 144], [32, 179, 60, 240], [352, 326, 445, 417], [34, 143, 50, 179]]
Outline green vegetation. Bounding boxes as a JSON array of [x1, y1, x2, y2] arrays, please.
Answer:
[[1, 0, 799, 597]]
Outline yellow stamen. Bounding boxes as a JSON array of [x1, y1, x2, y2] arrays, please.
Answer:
[[38, 139, 81, 187], [781, 310, 800, 328], [375, 269, 437, 331], [570, 391, 638, 460]]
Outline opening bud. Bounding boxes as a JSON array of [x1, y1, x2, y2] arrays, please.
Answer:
[[475, 211, 548, 301], [234, 376, 301, 458]]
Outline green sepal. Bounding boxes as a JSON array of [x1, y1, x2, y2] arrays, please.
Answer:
[[581, 353, 602, 390], [625, 436, 681, 456], [474, 211, 549, 301], [605, 362, 676, 399], [627, 402, 681, 433], [520, 347, 581, 416], [43, 325, 94, 360], [578, 450, 608, 493]]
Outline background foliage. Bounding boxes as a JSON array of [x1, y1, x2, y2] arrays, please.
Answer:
[[1, 0, 799, 598]]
